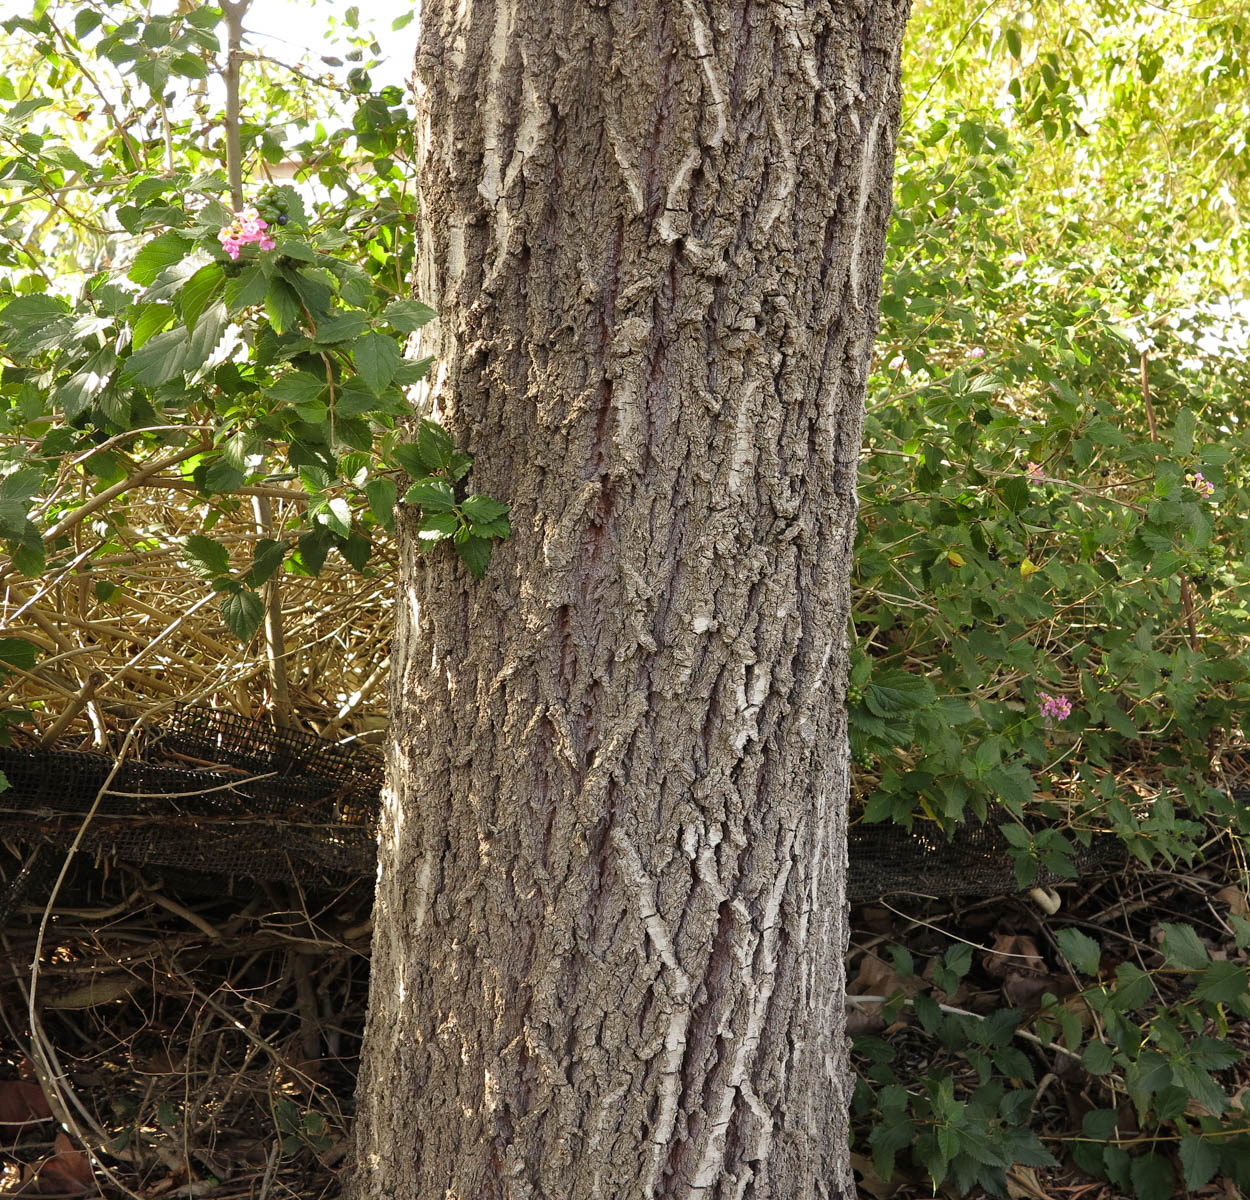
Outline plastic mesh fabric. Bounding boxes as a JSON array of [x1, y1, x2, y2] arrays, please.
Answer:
[[0, 704, 1122, 914]]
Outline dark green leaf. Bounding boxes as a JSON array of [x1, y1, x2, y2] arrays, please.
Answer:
[[1056, 928, 1101, 977], [225, 265, 268, 313], [246, 539, 287, 588], [0, 638, 38, 671], [416, 418, 455, 471], [128, 231, 194, 286], [220, 589, 264, 640], [455, 534, 493, 578], [121, 326, 190, 386], [364, 478, 397, 530], [403, 478, 456, 512], [383, 299, 436, 331], [183, 534, 230, 578], [180, 262, 225, 331], [265, 279, 302, 335], [353, 332, 401, 394], [1160, 923, 1210, 971], [1179, 1133, 1220, 1191]]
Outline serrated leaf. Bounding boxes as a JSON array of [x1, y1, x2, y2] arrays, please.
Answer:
[[183, 534, 230, 578], [1179, 1133, 1219, 1190], [470, 516, 511, 539], [864, 668, 937, 717], [53, 347, 116, 420], [338, 531, 372, 570], [128, 231, 193, 286], [180, 262, 225, 331], [417, 511, 458, 542], [1160, 923, 1210, 971], [246, 539, 287, 588], [276, 239, 318, 262], [312, 312, 367, 343], [0, 637, 38, 671], [364, 478, 397, 530], [455, 534, 493, 577], [1081, 1039, 1115, 1076], [460, 494, 508, 523], [404, 478, 456, 512], [1172, 407, 1196, 456], [265, 279, 301, 335], [225, 265, 268, 313], [416, 418, 455, 471], [122, 326, 190, 386], [353, 332, 401, 395], [393, 355, 434, 385], [383, 299, 436, 331], [132, 302, 175, 348], [322, 496, 352, 537], [1056, 928, 1102, 977], [268, 372, 326, 406], [220, 589, 264, 640]]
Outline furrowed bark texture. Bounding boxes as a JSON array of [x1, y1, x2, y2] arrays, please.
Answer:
[[354, 2, 909, 1197]]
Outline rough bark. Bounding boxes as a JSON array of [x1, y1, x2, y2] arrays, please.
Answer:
[[353, 2, 910, 1197]]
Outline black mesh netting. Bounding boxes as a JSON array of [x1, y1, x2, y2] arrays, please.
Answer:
[[0, 704, 1121, 924]]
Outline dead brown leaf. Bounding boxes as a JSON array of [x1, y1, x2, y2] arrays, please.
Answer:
[[30, 1131, 95, 1195], [0, 1080, 53, 1135], [1215, 885, 1250, 919]]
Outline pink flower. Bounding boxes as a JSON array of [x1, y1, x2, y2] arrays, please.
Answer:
[[1025, 461, 1044, 483], [218, 205, 276, 260], [1006, 251, 1026, 267], [888, 354, 906, 371], [1185, 471, 1215, 499], [968, 346, 986, 360], [1037, 691, 1072, 723]]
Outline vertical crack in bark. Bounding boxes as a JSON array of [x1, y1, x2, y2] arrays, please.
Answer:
[[354, 2, 912, 1198]]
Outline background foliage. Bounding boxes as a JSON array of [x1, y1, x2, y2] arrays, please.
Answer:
[[0, 0, 1247, 1196]]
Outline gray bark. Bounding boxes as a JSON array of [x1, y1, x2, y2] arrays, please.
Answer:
[[353, 2, 910, 1197]]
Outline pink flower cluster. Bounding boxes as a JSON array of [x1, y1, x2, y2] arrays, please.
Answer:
[[968, 346, 986, 360], [1186, 471, 1215, 498], [1025, 461, 1045, 483], [1037, 691, 1072, 722], [217, 207, 275, 260]]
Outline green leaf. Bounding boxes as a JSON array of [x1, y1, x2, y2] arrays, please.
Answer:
[[364, 478, 397, 530], [1179, 1133, 1220, 1190], [1081, 1039, 1115, 1076], [180, 262, 225, 331], [265, 279, 302, 335], [128, 231, 193, 286], [122, 326, 190, 386], [276, 239, 318, 262], [1193, 961, 1250, 1005], [455, 534, 493, 578], [403, 478, 456, 512], [1129, 1153, 1174, 1200], [53, 347, 117, 420], [225, 265, 268, 313], [393, 356, 434, 385], [268, 372, 326, 406], [0, 638, 38, 671], [460, 494, 509, 523], [864, 668, 937, 717], [417, 511, 458, 543], [1172, 408, 1197, 456], [312, 312, 367, 343], [246, 539, 287, 588], [220, 589, 264, 640], [183, 534, 230, 578], [383, 299, 436, 331], [1159, 923, 1210, 971], [322, 496, 353, 537], [401, 423, 450, 477], [132, 302, 175, 348], [353, 332, 401, 395], [1056, 928, 1102, 977]]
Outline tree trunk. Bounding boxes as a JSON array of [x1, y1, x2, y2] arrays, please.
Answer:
[[353, 2, 910, 1197]]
